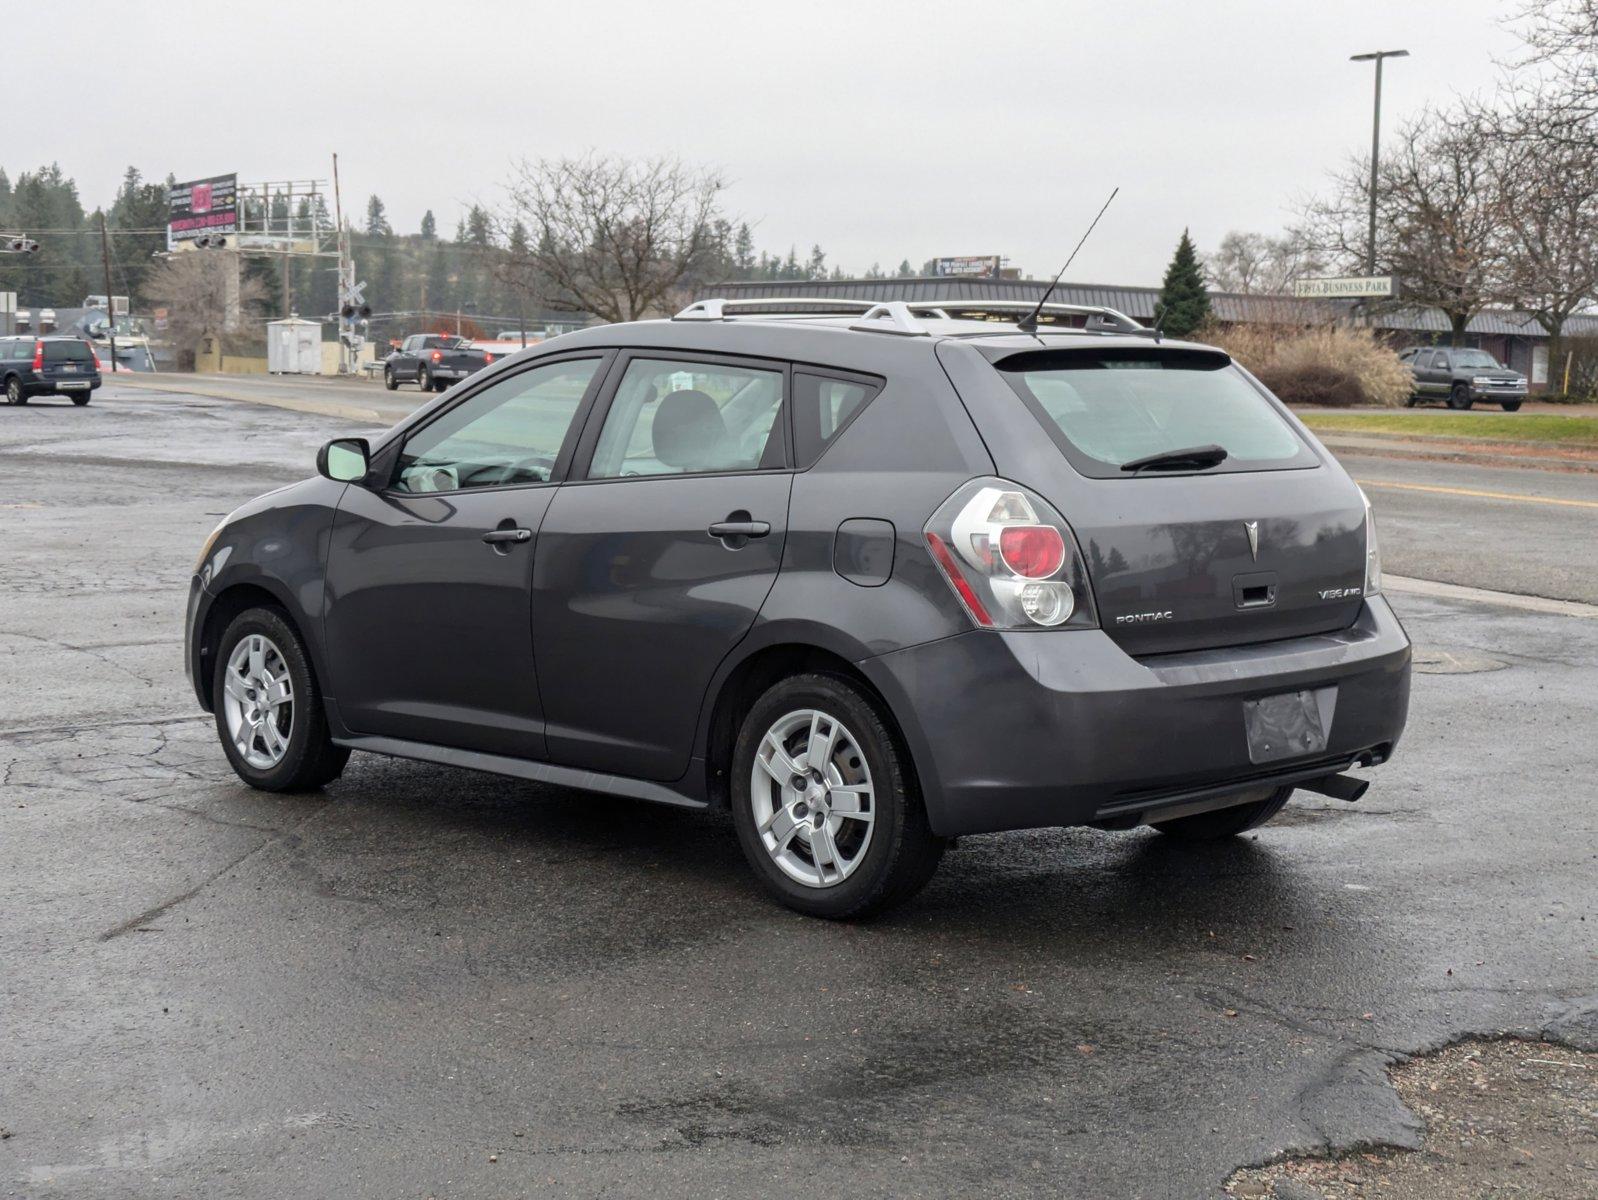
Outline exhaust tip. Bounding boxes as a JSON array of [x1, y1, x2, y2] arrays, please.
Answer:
[[1299, 773, 1369, 803]]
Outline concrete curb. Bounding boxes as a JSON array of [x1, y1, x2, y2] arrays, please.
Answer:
[[1320, 434, 1598, 474], [1385, 574, 1598, 619]]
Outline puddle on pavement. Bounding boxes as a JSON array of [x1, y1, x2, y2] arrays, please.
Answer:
[[1412, 646, 1509, 674]]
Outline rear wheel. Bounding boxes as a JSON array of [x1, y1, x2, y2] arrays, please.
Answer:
[[1448, 383, 1473, 410], [212, 607, 349, 792], [731, 673, 944, 919], [1151, 786, 1292, 841], [416, 364, 432, 391], [1404, 393, 1418, 407], [71, 393, 90, 406], [1501, 400, 1522, 412], [383, 365, 398, 391], [5, 376, 25, 405]]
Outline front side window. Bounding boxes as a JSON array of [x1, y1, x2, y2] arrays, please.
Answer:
[[587, 357, 785, 479], [999, 348, 1315, 478], [393, 357, 600, 493], [1429, 351, 1449, 369]]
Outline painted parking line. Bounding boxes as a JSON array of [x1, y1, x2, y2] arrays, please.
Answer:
[[1356, 479, 1598, 510]]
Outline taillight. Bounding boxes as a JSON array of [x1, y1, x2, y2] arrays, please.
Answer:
[[925, 478, 1098, 630], [31, 341, 43, 371], [430, 349, 442, 362], [88, 341, 104, 371], [484, 353, 495, 364], [1359, 486, 1382, 596]]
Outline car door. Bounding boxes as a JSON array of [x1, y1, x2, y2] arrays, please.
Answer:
[[323, 352, 611, 758], [1425, 350, 1450, 397], [532, 351, 793, 781]]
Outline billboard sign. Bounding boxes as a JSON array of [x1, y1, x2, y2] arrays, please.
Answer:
[[935, 255, 1002, 278], [168, 173, 238, 244], [1291, 274, 1395, 299]]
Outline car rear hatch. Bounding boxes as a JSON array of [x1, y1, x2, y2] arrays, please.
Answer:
[[40, 339, 97, 382], [945, 341, 1369, 656]]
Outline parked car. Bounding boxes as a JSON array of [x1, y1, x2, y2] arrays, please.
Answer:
[[382, 334, 497, 392], [0, 335, 102, 405], [185, 297, 1411, 918], [1399, 346, 1527, 410]]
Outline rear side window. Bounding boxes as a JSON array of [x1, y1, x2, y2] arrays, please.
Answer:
[[791, 371, 881, 468], [998, 348, 1316, 478], [43, 340, 93, 363]]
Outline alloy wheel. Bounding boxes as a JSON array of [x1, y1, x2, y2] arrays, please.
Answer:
[[749, 708, 876, 888], [221, 633, 295, 770]]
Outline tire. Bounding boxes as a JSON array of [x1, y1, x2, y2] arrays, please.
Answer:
[[731, 672, 945, 919], [1501, 401, 1522, 412], [5, 376, 25, 405], [383, 366, 398, 391], [1447, 384, 1473, 410], [416, 365, 432, 392], [212, 606, 349, 792], [1404, 394, 1418, 407], [71, 393, 90, 406], [1151, 786, 1293, 841]]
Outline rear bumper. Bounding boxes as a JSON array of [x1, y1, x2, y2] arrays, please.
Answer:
[[860, 597, 1411, 837]]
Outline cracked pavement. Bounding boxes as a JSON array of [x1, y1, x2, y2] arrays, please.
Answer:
[[2, 384, 1594, 1198]]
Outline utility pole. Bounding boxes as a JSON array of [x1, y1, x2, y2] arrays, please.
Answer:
[[1350, 49, 1409, 275], [98, 213, 118, 376]]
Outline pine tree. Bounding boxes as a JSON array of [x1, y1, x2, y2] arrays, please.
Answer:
[[733, 223, 755, 276], [806, 244, 827, 279], [420, 209, 437, 240], [1155, 229, 1211, 338], [364, 195, 392, 238], [895, 259, 914, 278]]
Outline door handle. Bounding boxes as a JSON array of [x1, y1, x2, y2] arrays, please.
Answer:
[[482, 528, 532, 545], [707, 520, 770, 539]]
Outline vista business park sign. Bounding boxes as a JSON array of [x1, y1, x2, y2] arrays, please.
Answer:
[[168, 174, 238, 245]]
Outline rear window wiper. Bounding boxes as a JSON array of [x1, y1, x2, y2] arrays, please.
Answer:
[[1119, 444, 1229, 473]]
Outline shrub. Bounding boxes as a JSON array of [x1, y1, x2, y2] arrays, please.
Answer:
[[1196, 322, 1413, 407]]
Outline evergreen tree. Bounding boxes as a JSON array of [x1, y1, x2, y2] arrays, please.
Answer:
[[1155, 229, 1211, 338], [895, 259, 914, 277], [364, 194, 392, 238], [806, 244, 827, 280], [733, 223, 755, 276], [420, 209, 437, 240]]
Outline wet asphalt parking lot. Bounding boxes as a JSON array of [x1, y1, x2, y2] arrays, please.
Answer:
[[2, 384, 1594, 1198]]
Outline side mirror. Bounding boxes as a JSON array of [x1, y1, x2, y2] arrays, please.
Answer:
[[317, 437, 371, 483]]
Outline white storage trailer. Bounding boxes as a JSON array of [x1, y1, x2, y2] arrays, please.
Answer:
[[267, 317, 323, 374]]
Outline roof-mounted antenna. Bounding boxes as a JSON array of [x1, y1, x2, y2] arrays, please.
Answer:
[[1018, 186, 1120, 335], [1150, 302, 1168, 343]]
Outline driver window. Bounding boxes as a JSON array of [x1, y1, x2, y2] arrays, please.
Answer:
[[393, 357, 600, 493], [587, 357, 785, 479]]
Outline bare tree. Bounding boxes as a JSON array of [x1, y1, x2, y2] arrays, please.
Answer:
[[146, 252, 266, 363], [498, 155, 728, 323], [1304, 109, 1512, 344], [1492, 120, 1598, 377], [1205, 229, 1324, 294], [1506, 0, 1598, 143]]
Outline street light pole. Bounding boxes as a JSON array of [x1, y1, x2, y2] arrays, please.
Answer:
[[1350, 49, 1409, 276]]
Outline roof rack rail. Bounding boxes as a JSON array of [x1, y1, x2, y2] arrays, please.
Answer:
[[850, 301, 928, 337], [910, 299, 1147, 334], [673, 297, 878, 321]]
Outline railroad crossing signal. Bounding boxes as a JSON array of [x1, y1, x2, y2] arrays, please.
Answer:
[[192, 233, 229, 249], [2, 235, 40, 254]]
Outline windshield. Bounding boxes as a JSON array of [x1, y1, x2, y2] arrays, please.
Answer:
[[1452, 350, 1502, 369], [999, 348, 1316, 477]]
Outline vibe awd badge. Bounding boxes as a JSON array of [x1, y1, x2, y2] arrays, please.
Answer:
[[1318, 586, 1363, 600]]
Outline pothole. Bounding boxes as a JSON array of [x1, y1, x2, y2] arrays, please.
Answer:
[[1412, 646, 1509, 674], [1226, 1037, 1598, 1199]]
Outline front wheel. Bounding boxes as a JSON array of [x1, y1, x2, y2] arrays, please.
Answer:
[[1151, 786, 1292, 841], [1448, 384, 1474, 410], [731, 673, 945, 919], [212, 607, 349, 792]]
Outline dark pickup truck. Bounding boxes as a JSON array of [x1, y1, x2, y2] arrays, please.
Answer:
[[383, 335, 496, 392], [1398, 346, 1528, 410]]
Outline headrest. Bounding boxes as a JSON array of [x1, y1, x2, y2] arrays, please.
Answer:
[[652, 389, 726, 469]]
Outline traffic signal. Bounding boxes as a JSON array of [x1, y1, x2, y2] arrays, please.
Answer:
[[340, 302, 372, 320], [2, 236, 40, 254], [193, 234, 229, 249]]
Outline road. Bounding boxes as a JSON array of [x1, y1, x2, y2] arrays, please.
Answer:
[[2, 382, 1594, 1199]]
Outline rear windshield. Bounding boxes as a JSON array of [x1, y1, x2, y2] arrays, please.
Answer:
[[42, 340, 94, 363], [998, 348, 1316, 478]]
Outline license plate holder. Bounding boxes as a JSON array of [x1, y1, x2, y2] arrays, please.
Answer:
[[1244, 689, 1328, 764]]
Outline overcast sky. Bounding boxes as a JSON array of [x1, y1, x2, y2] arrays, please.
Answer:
[[11, 0, 1520, 285]]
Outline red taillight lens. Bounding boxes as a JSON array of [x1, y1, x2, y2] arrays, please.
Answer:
[[31, 341, 43, 371], [999, 525, 1066, 579], [87, 341, 104, 371], [926, 533, 994, 627], [430, 349, 442, 362], [484, 353, 494, 364]]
